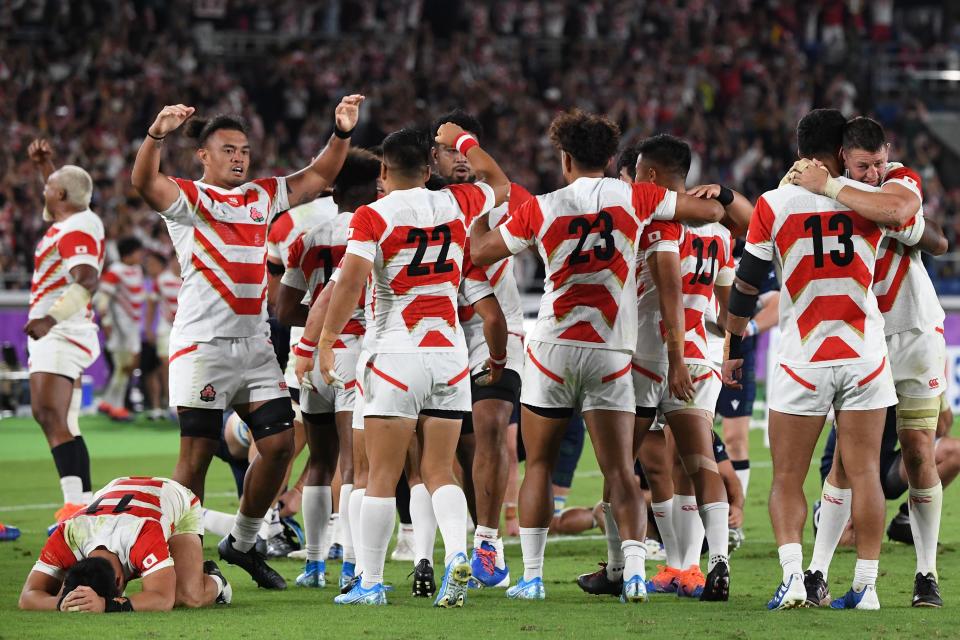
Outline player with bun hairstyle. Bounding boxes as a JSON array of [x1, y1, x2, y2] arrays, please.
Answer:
[[131, 95, 363, 591]]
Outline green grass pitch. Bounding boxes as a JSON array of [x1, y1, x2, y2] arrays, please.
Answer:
[[0, 413, 957, 638]]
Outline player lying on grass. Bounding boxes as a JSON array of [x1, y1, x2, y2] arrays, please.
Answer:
[[19, 476, 230, 612]]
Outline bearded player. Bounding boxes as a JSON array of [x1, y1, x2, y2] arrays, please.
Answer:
[[131, 95, 363, 589], [432, 109, 533, 587]]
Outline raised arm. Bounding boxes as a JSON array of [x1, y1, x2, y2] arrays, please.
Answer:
[[132, 104, 195, 211], [435, 122, 510, 207], [28, 139, 57, 182], [284, 95, 363, 207]]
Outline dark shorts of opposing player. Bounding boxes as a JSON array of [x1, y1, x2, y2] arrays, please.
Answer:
[[461, 369, 521, 435], [715, 338, 757, 418]]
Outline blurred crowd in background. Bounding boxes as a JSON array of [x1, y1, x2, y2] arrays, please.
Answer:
[[2, 0, 959, 290]]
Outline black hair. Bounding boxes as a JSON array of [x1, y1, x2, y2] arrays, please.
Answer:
[[381, 128, 431, 179], [548, 109, 620, 171], [842, 116, 886, 153], [796, 108, 846, 159], [184, 114, 248, 147], [333, 148, 382, 193], [117, 236, 143, 258], [431, 109, 484, 143], [59, 558, 118, 608], [145, 250, 168, 265], [616, 145, 640, 177], [636, 134, 692, 179]]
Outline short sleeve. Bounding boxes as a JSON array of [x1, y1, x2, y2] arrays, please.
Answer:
[[268, 212, 294, 263], [640, 221, 682, 258], [281, 234, 308, 290], [346, 205, 386, 263], [460, 239, 494, 306], [99, 268, 119, 295], [715, 236, 736, 287], [158, 179, 197, 223], [883, 212, 925, 247], [33, 526, 76, 579], [498, 196, 543, 255], [632, 183, 677, 221], [253, 177, 290, 216], [883, 166, 923, 201], [129, 521, 174, 578], [744, 195, 775, 261], [58, 231, 100, 271], [447, 183, 496, 222]]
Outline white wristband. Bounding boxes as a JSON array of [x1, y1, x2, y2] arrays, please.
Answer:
[[823, 176, 844, 201]]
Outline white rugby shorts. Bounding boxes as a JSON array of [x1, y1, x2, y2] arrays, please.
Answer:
[[28, 326, 100, 381], [521, 340, 634, 414], [768, 358, 896, 416], [660, 364, 722, 416], [361, 351, 470, 421], [106, 322, 142, 355], [168, 335, 289, 410], [887, 327, 946, 399], [301, 348, 361, 415]]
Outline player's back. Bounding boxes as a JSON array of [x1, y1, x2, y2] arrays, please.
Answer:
[[30, 209, 105, 328], [518, 176, 674, 352], [102, 262, 146, 325], [676, 222, 734, 364], [749, 179, 898, 366], [155, 269, 182, 329], [349, 185, 488, 353]]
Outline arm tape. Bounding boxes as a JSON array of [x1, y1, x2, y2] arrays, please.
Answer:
[[105, 597, 135, 613], [48, 283, 92, 323], [267, 261, 285, 276], [735, 251, 771, 290], [728, 286, 759, 319]]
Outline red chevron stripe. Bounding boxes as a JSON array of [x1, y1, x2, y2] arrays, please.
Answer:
[[811, 336, 861, 362], [191, 255, 265, 315], [797, 295, 866, 341], [401, 295, 456, 330], [194, 230, 266, 284], [785, 254, 873, 302], [775, 211, 882, 258], [875, 251, 911, 314], [553, 283, 619, 328]]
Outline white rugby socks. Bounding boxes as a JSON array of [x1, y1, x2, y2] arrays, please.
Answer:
[[59, 476, 84, 506], [909, 482, 942, 578], [778, 542, 803, 583], [601, 502, 624, 579], [230, 511, 262, 552], [349, 488, 366, 574], [410, 483, 437, 564], [431, 484, 468, 566], [674, 494, 704, 568], [359, 496, 395, 588], [302, 485, 332, 562], [699, 502, 729, 570], [621, 539, 647, 580], [202, 508, 235, 537], [519, 527, 549, 581], [853, 558, 879, 591], [474, 525, 506, 569], [732, 459, 751, 496], [808, 481, 851, 579], [339, 483, 355, 563], [652, 499, 680, 569]]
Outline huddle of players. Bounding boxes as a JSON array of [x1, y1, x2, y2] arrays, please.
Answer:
[[17, 94, 946, 612]]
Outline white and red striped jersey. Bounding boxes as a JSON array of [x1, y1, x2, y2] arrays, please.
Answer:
[[498, 177, 677, 352], [152, 268, 182, 334], [458, 183, 532, 369], [872, 165, 944, 335], [643, 221, 734, 368], [283, 211, 366, 350], [159, 177, 288, 342], [346, 183, 496, 353], [100, 262, 146, 335], [746, 178, 925, 367], [266, 196, 338, 267], [33, 477, 195, 581], [29, 210, 105, 327]]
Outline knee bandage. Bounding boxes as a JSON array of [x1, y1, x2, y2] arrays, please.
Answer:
[[896, 394, 941, 431], [680, 454, 719, 475]]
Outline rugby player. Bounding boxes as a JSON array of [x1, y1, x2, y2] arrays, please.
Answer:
[[470, 110, 724, 602], [96, 236, 146, 422], [19, 476, 230, 612], [143, 251, 181, 420], [24, 139, 104, 522], [724, 109, 927, 611], [309, 124, 509, 606], [431, 109, 533, 587], [793, 116, 949, 608], [130, 94, 362, 589]]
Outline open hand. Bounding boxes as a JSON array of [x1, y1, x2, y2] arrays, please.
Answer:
[[334, 94, 365, 133]]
